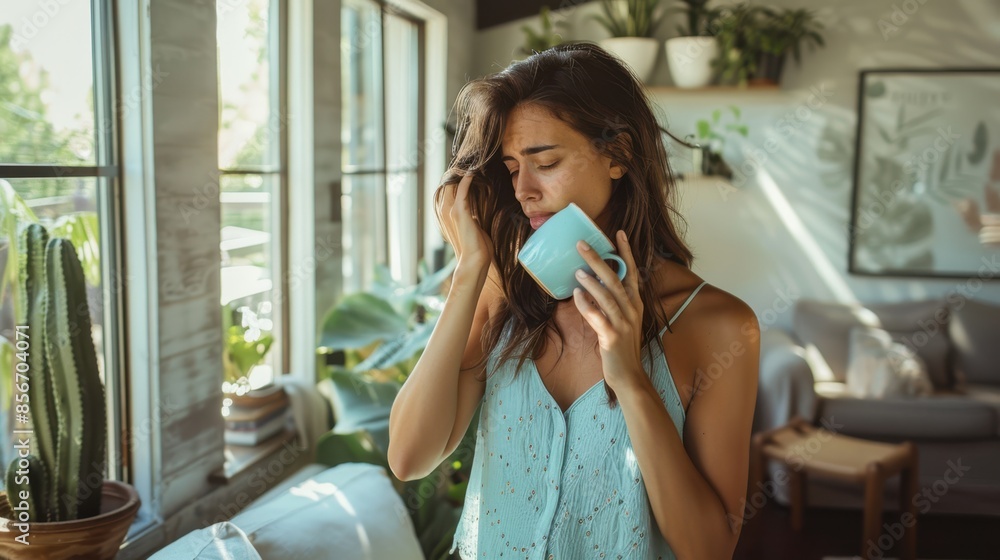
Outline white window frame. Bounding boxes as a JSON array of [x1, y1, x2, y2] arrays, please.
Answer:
[[388, 0, 448, 279], [286, 0, 315, 383], [340, 0, 447, 291], [117, 0, 163, 537]]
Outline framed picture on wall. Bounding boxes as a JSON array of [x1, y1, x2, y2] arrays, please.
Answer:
[[849, 68, 1000, 279]]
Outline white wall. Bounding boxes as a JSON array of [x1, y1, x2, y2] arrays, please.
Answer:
[[422, 0, 476, 113], [473, 0, 1000, 332]]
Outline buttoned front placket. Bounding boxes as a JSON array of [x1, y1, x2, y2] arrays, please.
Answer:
[[534, 399, 570, 560]]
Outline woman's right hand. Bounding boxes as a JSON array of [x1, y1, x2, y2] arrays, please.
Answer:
[[440, 171, 494, 272]]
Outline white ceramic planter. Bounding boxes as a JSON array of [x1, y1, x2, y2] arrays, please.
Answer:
[[598, 37, 659, 83], [665, 36, 719, 88]]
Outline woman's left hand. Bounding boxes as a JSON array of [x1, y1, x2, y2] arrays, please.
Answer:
[[573, 230, 648, 392]]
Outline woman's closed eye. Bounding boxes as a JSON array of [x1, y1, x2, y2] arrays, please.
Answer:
[[508, 161, 560, 179]]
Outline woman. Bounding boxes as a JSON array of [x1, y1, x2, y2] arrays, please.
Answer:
[[387, 42, 759, 560]]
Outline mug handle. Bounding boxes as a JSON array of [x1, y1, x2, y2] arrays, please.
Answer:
[[603, 254, 627, 282]]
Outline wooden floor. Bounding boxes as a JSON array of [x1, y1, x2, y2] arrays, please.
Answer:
[[733, 500, 999, 560]]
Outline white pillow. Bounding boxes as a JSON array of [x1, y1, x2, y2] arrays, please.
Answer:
[[846, 326, 933, 398], [148, 521, 262, 559], [228, 462, 423, 560]]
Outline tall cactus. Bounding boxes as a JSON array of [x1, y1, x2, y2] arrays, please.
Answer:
[[5, 223, 107, 522], [14, 223, 60, 521]]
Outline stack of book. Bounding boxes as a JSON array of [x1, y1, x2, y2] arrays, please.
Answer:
[[224, 386, 292, 446]]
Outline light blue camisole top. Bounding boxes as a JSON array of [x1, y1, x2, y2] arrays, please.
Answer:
[[450, 281, 709, 560]]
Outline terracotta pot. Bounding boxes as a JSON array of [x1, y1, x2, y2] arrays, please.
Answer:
[[0, 480, 140, 560]]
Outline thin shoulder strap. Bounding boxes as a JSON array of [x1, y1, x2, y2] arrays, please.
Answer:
[[668, 281, 709, 327]]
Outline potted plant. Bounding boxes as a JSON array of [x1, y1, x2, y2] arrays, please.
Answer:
[[755, 7, 825, 85], [688, 105, 748, 179], [591, 0, 665, 83], [712, 3, 825, 87], [316, 256, 456, 452], [221, 301, 274, 400], [710, 3, 770, 87], [1, 182, 104, 469], [664, 0, 722, 88], [519, 6, 568, 58], [0, 223, 140, 560]]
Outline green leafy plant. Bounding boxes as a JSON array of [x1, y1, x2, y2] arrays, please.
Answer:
[[711, 3, 825, 86], [696, 105, 749, 152], [222, 302, 274, 392], [314, 255, 457, 458], [0, 181, 38, 315], [710, 3, 771, 86], [519, 6, 568, 56], [760, 7, 825, 64], [315, 255, 470, 560], [693, 105, 748, 178], [667, 0, 722, 37], [3, 223, 106, 522], [591, 0, 665, 38], [318, 257, 456, 382]]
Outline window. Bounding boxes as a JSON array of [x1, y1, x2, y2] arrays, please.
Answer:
[[217, 0, 286, 391], [341, 0, 425, 293], [0, 0, 124, 481]]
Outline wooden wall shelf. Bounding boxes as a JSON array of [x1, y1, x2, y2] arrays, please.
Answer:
[[646, 84, 781, 94]]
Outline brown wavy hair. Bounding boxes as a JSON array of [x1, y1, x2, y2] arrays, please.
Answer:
[[433, 42, 695, 409]]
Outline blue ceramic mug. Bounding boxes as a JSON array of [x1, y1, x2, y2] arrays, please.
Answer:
[[517, 203, 627, 300]]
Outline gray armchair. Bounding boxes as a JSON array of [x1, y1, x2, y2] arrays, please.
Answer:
[[754, 297, 1000, 516]]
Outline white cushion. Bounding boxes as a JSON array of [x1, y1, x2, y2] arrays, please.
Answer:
[[846, 326, 933, 398], [149, 521, 262, 559], [794, 299, 952, 387], [228, 462, 422, 560]]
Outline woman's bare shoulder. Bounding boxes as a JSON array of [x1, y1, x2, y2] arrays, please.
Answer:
[[647, 257, 702, 312], [648, 257, 753, 332]]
